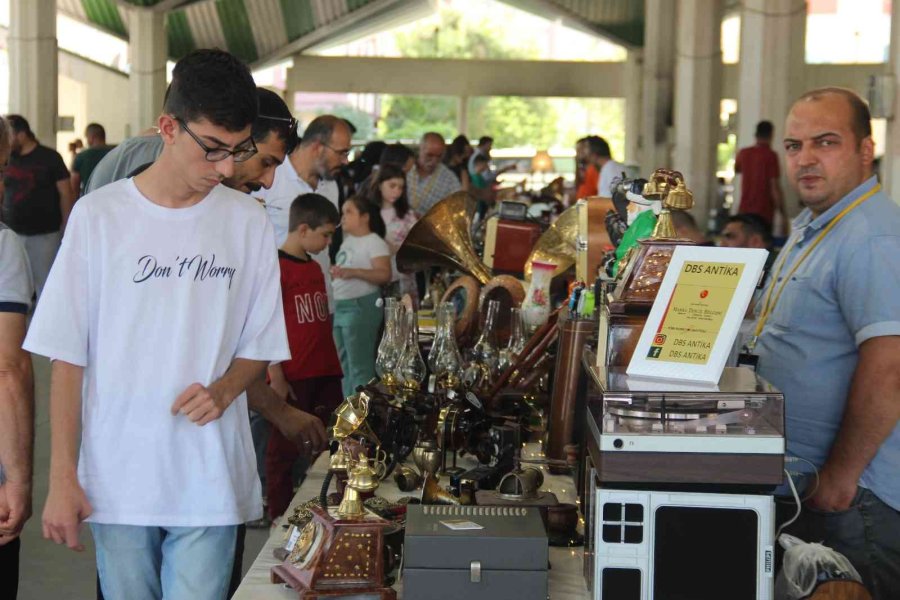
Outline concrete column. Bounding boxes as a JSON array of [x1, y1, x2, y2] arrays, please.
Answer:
[[673, 0, 723, 226], [457, 95, 469, 137], [128, 8, 167, 135], [736, 0, 806, 218], [9, 0, 58, 144], [640, 0, 677, 175], [885, 5, 900, 200], [624, 49, 643, 166], [737, 0, 805, 147]]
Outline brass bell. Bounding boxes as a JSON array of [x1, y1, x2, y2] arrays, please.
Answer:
[[337, 454, 380, 519], [642, 178, 661, 198], [643, 168, 684, 200], [652, 209, 678, 239], [665, 180, 694, 211]]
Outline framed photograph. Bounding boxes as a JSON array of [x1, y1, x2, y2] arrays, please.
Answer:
[[626, 246, 768, 384]]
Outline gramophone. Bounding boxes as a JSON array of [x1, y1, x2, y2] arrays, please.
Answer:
[[396, 191, 492, 285], [524, 195, 614, 283], [271, 452, 396, 600], [603, 169, 696, 367]]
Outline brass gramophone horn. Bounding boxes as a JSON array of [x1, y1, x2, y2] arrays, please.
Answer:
[[524, 204, 579, 280], [331, 391, 381, 446], [396, 191, 492, 285], [421, 473, 462, 505]]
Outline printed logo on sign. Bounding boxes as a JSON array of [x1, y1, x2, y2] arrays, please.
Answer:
[[700, 289, 709, 299], [647, 346, 663, 359], [653, 333, 667, 345]]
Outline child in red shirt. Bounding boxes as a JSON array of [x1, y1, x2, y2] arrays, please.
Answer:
[[265, 193, 343, 519]]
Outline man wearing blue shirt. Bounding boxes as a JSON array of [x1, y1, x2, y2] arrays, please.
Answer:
[[757, 87, 900, 599]]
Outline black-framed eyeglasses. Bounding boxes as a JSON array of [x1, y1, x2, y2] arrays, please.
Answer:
[[324, 143, 352, 158], [258, 114, 299, 154], [175, 117, 257, 162]]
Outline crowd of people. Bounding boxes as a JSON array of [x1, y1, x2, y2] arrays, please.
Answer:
[[1, 46, 899, 600], [0, 47, 528, 600]]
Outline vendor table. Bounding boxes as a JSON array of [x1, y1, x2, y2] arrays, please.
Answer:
[[234, 443, 591, 600]]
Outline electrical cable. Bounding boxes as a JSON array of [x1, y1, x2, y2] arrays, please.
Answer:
[[776, 468, 802, 540], [785, 454, 821, 501]]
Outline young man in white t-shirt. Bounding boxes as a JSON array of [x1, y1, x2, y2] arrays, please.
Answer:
[[24, 49, 290, 600]]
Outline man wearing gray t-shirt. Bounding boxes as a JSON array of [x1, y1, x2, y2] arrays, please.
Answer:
[[0, 113, 35, 600], [0, 223, 35, 600]]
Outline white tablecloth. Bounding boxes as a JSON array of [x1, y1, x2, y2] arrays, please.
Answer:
[[233, 443, 590, 600]]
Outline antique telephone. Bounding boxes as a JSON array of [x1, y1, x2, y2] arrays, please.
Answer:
[[272, 392, 397, 599]]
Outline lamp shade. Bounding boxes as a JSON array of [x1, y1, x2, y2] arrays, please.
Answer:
[[531, 150, 553, 173]]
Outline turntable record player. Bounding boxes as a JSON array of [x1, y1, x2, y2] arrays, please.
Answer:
[[585, 364, 785, 488]]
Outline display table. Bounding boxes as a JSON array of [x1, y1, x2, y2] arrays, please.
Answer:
[[234, 443, 590, 600]]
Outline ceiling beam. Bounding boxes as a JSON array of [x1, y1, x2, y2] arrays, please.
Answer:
[[286, 55, 625, 98], [251, 0, 429, 69], [495, 0, 641, 49], [114, 0, 208, 12]]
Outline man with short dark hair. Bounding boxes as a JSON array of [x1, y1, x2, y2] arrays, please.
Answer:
[[718, 214, 773, 249], [256, 114, 351, 315], [758, 87, 900, 599], [407, 132, 461, 214], [585, 135, 624, 198], [2, 114, 74, 298], [78, 84, 320, 599], [26, 49, 290, 600], [85, 88, 297, 196], [71, 123, 113, 197], [735, 120, 786, 229], [575, 136, 599, 199], [670, 210, 712, 245]]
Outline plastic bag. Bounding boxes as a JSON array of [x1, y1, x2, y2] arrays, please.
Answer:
[[775, 533, 863, 600]]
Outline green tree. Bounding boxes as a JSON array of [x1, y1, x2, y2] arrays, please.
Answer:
[[315, 105, 377, 141], [381, 8, 555, 146], [379, 95, 457, 141], [468, 96, 557, 148]]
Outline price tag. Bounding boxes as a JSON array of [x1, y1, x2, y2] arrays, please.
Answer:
[[284, 526, 301, 552], [441, 519, 484, 531]]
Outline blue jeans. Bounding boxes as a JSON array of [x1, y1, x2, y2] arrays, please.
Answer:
[[777, 486, 900, 600], [91, 523, 237, 600]]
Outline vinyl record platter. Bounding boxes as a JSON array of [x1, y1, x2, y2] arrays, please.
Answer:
[[585, 365, 785, 488]]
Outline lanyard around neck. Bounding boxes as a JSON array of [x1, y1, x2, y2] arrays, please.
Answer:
[[749, 183, 881, 349]]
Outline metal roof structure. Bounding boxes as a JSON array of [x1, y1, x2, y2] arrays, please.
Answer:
[[56, 0, 641, 68]]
